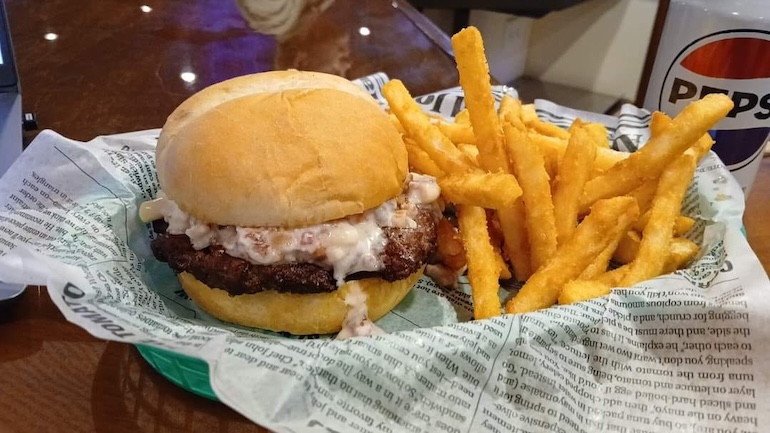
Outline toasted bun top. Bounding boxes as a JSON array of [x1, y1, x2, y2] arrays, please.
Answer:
[[156, 70, 408, 228]]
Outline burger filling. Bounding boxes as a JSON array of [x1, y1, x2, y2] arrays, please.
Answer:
[[144, 174, 440, 295]]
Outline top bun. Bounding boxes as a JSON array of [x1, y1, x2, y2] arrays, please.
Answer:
[[156, 70, 408, 228]]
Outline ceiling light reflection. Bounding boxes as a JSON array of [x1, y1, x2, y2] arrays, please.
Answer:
[[180, 72, 196, 83], [140, 5, 152, 13], [44, 33, 58, 41], [358, 27, 371, 36]]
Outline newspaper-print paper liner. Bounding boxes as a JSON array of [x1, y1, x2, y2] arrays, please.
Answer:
[[0, 73, 768, 433]]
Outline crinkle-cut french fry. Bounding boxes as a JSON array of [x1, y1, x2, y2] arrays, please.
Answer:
[[436, 121, 476, 145], [634, 212, 695, 237], [498, 202, 531, 281], [505, 196, 638, 314], [662, 238, 700, 274], [457, 204, 502, 319], [553, 121, 598, 245], [579, 200, 640, 280], [580, 94, 733, 210], [439, 173, 523, 209], [404, 138, 445, 178], [503, 121, 557, 272], [383, 80, 477, 175], [583, 122, 611, 149], [451, 27, 509, 173], [622, 153, 698, 286], [558, 280, 612, 305], [455, 108, 471, 125]]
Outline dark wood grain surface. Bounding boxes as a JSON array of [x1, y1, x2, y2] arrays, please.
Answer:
[[2, 1, 769, 432]]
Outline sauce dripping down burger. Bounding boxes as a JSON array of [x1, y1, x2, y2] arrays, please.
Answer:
[[141, 70, 440, 336]]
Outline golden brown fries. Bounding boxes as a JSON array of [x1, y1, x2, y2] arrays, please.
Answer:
[[451, 27, 508, 173], [615, 230, 700, 272], [437, 218, 467, 271], [439, 173, 523, 209], [520, 104, 538, 124], [579, 201, 640, 280], [651, 111, 713, 162], [529, 133, 629, 177], [613, 230, 642, 264], [628, 180, 659, 216], [675, 216, 696, 236], [384, 80, 477, 174], [493, 247, 513, 280], [634, 212, 695, 237], [686, 132, 715, 162], [455, 108, 471, 124], [497, 203, 532, 281], [528, 134, 562, 181], [580, 94, 733, 211], [596, 265, 630, 287], [503, 122, 557, 272], [457, 204, 502, 319], [553, 122, 598, 245], [436, 121, 476, 145], [558, 280, 611, 305], [662, 238, 700, 274], [458, 143, 480, 163], [650, 111, 670, 137], [583, 122, 610, 148], [505, 196, 639, 313], [389, 113, 406, 134], [498, 204, 532, 281], [498, 94, 522, 123], [404, 138, 445, 178], [622, 153, 698, 286], [389, 25, 732, 318], [528, 118, 570, 140]]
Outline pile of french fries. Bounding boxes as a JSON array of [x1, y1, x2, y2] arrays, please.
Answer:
[[383, 26, 734, 320]]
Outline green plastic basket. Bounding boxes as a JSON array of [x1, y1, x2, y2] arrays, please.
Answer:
[[135, 344, 219, 401], [136, 227, 750, 403]]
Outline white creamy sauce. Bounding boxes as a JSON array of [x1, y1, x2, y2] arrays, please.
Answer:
[[335, 281, 385, 340], [141, 173, 439, 286]]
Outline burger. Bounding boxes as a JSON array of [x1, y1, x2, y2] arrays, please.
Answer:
[[139, 70, 440, 336]]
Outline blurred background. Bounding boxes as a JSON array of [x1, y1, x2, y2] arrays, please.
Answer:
[[417, 0, 657, 113]]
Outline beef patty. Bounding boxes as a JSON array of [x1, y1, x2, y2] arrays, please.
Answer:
[[151, 206, 437, 296]]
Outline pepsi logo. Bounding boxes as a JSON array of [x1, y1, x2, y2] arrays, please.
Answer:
[[659, 29, 770, 129]]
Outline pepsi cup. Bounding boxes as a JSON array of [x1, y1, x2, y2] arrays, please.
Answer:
[[640, 0, 770, 197]]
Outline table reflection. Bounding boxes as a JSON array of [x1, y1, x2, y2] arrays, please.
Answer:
[[91, 343, 256, 433]]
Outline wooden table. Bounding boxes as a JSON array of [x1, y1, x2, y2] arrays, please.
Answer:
[[2, 1, 769, 432]]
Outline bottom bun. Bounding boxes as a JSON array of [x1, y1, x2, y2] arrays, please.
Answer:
[[178, 268, 423, 335]]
